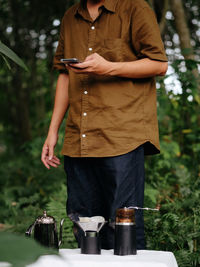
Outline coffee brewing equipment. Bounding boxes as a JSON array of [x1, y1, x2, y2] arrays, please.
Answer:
[[114, 208, 136, 256], [25, 207, 158, 254], [73, 216, 106, 254], [114, 206, 159, 256], [25, 210, 65, 249]]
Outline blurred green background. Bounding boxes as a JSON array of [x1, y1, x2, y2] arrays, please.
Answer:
[[0, 0, 200, 266]]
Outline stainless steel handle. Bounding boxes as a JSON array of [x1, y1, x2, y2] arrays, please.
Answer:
[[25, 221, 36, 237], [58, 218, 65, 247], [127, 206, 159, 211]]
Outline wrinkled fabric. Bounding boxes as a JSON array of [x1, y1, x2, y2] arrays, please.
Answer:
[[53, 0, 168, 157], [64, 145, 146, 249]]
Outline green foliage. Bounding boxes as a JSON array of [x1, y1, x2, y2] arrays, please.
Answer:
[[0, 119, 77, 249], [0, 41, 28, 71], [46, 185, 77, 249], [0, 0, 200, 267], [0, 130, 66, 232], [144, 162, 200, 266], [0, 232, 58, 267], [144, 58, 200, 267]]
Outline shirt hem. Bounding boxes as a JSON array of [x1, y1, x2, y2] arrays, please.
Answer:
[[61, 140, 160, 158]]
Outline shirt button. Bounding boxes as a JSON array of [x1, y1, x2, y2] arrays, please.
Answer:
[[82, 134, 86, 138], [83, 112, 87, 116], [91, 26, 95, 30], [88, 47, 93, 51], [84, 90, 88, 94]]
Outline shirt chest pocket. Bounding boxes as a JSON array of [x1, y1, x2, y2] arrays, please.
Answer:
[[97, 38, 124, 62]]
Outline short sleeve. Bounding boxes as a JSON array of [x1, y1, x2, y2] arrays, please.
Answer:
[[52, 18, 69, 73], [131, 6, 168, 62]]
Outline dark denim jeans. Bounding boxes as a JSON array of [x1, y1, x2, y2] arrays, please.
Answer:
[[64, 145, 146, 249]]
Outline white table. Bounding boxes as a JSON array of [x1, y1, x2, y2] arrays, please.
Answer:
[[27, 249, 178, 267]]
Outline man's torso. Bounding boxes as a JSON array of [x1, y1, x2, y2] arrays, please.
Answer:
[[53, 0, 167, 157]]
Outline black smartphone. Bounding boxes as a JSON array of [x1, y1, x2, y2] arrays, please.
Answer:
[[60, 58, 82, 64]]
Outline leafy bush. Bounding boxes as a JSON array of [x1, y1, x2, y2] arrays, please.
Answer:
[[0, 232, 58, 267]]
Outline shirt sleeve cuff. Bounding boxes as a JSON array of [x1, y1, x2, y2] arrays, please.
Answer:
[[144, 53, 168, 62]]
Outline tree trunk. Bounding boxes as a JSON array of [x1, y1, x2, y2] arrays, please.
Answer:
[[170, 0, 200, 96], [169, 0, 200, 154], [13, 69, 32, 144], [159, 0, 169, 36], [8, 0, 32, 145], [169, 0, 199, 93], [169, 0, 194, 60]]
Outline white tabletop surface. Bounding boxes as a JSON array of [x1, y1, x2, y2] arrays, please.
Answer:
[[26, 249, 178, 267]]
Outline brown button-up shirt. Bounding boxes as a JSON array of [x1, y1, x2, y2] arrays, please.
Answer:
[[53, 0, 168, 157]]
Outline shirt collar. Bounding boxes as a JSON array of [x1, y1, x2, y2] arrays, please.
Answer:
[[74, 0, 117, 17], [102, 0, 117, 13]]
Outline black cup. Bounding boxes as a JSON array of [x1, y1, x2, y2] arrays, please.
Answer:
[[81, 231, 101, 254], [114, 223, 137, 256]]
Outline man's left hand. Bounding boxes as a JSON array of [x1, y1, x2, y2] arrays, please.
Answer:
[[66, 53, 112, 75]]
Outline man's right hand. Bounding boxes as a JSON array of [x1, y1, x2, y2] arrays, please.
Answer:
[[41, 133, 60, 169]]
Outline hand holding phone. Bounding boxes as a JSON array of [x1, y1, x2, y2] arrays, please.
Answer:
[[60, 58, 82, 64]]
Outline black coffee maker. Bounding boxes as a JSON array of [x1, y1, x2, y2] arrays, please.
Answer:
[[114, 208, 137, 256], [73, 216, 106, 255]]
